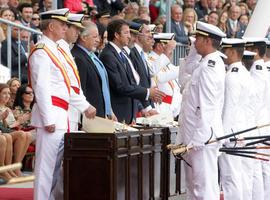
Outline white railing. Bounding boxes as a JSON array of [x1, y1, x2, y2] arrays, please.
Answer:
[[173, 43, 189, 66], [0, 18, 42, 81]]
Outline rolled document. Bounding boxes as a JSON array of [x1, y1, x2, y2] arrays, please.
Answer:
[[0, 163, 22, 173], [6, 175, 35, 185]]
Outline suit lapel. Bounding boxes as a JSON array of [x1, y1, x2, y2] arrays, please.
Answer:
[[107, 44, 134, 83], [74, 44, 101, 79], [132, 47, 150, 84]]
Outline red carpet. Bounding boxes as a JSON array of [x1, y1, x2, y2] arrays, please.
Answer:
[[0, 188, 33, 200]]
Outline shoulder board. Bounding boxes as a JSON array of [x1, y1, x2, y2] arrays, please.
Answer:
[[208, 60, 216, 67], [267, 66, 270, 71], [231, 67, 239, 72], [35, 43, 45, 49], [256, 65, 262, 70]]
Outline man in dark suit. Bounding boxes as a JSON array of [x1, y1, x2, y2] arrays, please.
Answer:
[[129, 19, 157, 116], [71, 21, 115, 119], [1, 20, 28, 83], [164, 4, 189, 45], [99, 19, 165, 123], [226, 5, 246, 38]]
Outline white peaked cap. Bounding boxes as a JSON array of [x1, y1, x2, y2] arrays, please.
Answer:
[[242, 37, 267, 47], [67, 13, 85, 29], [196, 21, 226, 40], [40, 8, 69, 23], [153, 33, 175, 41], [221, 38, 246, 48], [243, 50, 257, 56]]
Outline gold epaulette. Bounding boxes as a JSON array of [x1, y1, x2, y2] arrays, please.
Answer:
[[35, 43, 45, 49]]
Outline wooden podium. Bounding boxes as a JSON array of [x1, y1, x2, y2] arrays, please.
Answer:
[[64, 127, 183, 200]]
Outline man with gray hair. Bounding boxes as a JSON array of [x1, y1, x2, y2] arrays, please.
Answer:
[[28, 8, 96, 200], [72, 21, 117, 120], [166, 4, 189, 44]]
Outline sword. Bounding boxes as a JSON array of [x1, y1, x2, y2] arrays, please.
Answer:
[[168, 123, 270, 156], [230, 135, 270, 142], [220, 148, 270, 157], [224, 152, 269, 162], [245, 138, 270, 146], [207, 123, 270, 144]]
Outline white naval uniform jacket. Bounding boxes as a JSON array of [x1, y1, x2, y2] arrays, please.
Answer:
[[57, 39, 89, 128], [222, 62, 252, 135], [264, 60, 270, 122], [148, 51, 181, 117], [179, 51, 225, 146], [29, 35, 89, 130], [250, 59, 270, 136]]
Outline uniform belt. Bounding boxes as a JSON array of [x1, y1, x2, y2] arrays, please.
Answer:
[[51, 96, 69, 111], [162, 95, 173, 104], [71, 86, 80, 95]]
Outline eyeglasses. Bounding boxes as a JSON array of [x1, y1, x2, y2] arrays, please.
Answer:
[[32, 18, 40, 21], [24, 91, 34, 95]]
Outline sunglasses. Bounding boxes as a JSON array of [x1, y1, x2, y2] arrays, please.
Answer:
[[24, 91, 34, 95], [32, 18, 40, 21]]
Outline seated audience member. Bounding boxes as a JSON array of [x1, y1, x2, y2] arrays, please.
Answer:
[[154, 21, 164, 33], [218, 10, 228, 32], [182, 8, 197, 35], [31, 12, 42, 43], [1, 20, 29, 83], [6, 78, 21, 108], [166, 4, 189, 45], [207, 11, 219, 26], [32, 1, 39, 13], [226, 5, 246, 38], [13, 85, 35, 132], [0, 83, 32, 176], [239, 14, 249, 26], [0, 7, 16, 41], [0, 127, 13, 180], [238, 2, 249, 15], [124, 2, 139, 21]]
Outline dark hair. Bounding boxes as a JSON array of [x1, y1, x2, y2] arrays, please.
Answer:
[[107, 19, 129, 41], [248, 45, 266, 58], [97, 23, 106, 40], [235, 47, 245, 58], [208, 11, 219, 17], [18, 3, 33, 12], [0, 7, 17, 20], [210, 38, 221, 49], [13, 84, 35, 109], [266, 48, 270, 58]]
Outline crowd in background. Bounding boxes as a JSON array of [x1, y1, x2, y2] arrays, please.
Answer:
[[0, 0, 260, 181]]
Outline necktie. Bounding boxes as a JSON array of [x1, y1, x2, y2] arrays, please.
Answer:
[[89, 52, 112, 116], [140, 51, 149, 76], [122, 50, 140, 85]]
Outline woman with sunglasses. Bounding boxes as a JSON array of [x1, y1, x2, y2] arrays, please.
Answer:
[[13, 84, 35, 132]]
